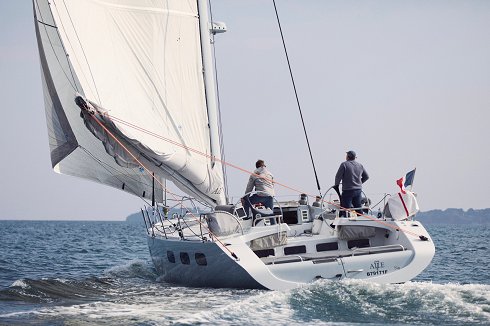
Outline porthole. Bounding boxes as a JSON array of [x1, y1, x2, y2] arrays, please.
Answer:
[[195, 253, 207, 266], [167, 251, 175, 263], [180, 252, 190, 265]]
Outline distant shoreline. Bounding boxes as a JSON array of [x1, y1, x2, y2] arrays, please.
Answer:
[[415, 208, 490, 225], [1, 208, 488, 224]]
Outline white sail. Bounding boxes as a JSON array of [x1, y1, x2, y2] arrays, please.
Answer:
[[33, 0, 226, 206]]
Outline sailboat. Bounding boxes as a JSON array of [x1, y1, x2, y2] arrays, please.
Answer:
[[33, 0, 435, 290]]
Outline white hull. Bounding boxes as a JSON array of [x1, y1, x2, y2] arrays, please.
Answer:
[[147, 205, 435, 290]]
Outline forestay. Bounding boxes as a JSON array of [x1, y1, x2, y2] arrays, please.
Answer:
[[33, 0, 226, 206]]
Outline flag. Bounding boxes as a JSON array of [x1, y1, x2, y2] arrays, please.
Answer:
[[404, 168, 416, 188], [396, 168, 416, 194]]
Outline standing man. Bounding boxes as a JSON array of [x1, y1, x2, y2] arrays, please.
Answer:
[[334, 150, 369, 216], [243, 160, 275, 222]]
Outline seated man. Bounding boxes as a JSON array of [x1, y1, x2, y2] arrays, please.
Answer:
[[243, 159, 276, 224]]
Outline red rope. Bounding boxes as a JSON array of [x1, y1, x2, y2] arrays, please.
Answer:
[[398, 193, 410, 217], [97, 112, 425, 239], [88, 113, 240, 259]]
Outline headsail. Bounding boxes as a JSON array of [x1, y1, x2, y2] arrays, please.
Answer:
[[33, 0, 226, 206]]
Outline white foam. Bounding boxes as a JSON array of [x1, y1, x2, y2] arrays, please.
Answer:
[[10, 279, 29, 289], [4, 280, 488, 325], [308, 279, 490, 323], [103, 259, 155, 279]]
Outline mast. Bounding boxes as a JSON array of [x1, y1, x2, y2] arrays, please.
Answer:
[[197, 0, 227, 203]]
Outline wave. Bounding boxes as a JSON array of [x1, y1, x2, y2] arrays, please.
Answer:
[[1, 278, 488, 325], [0, 277, 114, 304], [180, 280, 490, 325], [103, 259, 157, 280], [0, 260, 156, 304]]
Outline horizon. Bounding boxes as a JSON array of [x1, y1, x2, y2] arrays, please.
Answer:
[[2, 206, 488, 222]]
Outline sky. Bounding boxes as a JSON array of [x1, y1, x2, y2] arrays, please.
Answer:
[[0, 0, 489, 220]]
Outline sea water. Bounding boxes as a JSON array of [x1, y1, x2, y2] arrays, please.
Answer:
[[0, 221, 488, 325]]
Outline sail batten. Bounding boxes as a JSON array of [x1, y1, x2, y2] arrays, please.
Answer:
[[34, 0, 226, 206]]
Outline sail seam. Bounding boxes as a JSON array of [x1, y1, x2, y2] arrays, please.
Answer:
[[61, 0, 102, 104], [35, 0, 77, 91], [86, 0, 198, 16], [34, 0, 79, 167], [79, 145, 188, 203], [78, 146, 153, 188], [78, 145, 155, 206], [52, 1, 82, 93]]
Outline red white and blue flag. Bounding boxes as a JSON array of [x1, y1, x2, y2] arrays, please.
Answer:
[[396, 168, 416, 194]]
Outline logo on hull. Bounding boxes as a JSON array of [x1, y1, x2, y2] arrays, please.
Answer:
[[367, 260, 388, 277]]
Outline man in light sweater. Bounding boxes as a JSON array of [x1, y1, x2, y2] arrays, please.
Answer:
[[334, 150, 369, 216], [243, 160, 275, 223]]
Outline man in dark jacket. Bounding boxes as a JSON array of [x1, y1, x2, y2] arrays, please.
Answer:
[[334, 150, 369, 216]]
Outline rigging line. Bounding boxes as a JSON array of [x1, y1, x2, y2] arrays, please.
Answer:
[[78, 139, 154, 187], [34, 0, 77, 91], [99, 112, 425, 239], [78, 145, 152, 207], [87, 113, 239, 259], [104, 113, 311, 196], [78, 145, 156, 191], [208, 0, 229, 202], [80, 144, 184, 200], [51, 1, 79, 93], [370, 194, 392, 210], [272, 0, 322, 197], [61, 0, 102, 104]]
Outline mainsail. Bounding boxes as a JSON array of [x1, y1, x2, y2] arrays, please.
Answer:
[[33, 0, 226, 206]]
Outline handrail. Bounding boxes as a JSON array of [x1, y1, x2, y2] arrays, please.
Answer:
[[270, 255, 304, 265], [351, 244, 405, 256]]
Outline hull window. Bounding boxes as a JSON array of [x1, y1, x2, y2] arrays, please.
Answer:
[[167, 251, 175, 263], [284, 245, 306, 255], [195, 253, 207, 266], [254, 249, 275, 258], [316, 242, 339, 252], [347, 239, 370, 249], [180, 252, 190, 265]]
